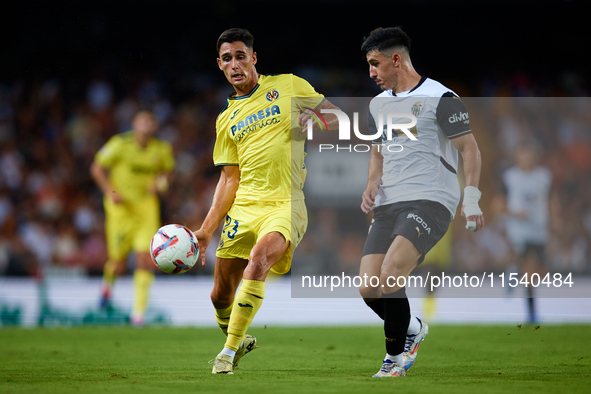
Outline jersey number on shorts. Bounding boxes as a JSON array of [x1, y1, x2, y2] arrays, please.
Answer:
[[223, 215, 239, 239]]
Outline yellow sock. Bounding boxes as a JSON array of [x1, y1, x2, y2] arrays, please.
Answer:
[[423, 296, 436, 321], [214, 305, 233, 336], [132, 269, 155, 317], [225, 279, 265, 351], [102, 260, 118, 287]]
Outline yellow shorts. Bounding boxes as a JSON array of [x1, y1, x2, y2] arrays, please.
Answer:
[[216, 199, 307, 274], [104, 196, 160, 261]]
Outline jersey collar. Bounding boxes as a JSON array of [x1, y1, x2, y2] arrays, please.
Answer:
[[228, 77, 262, 100], [409, 76, 427, 93], [390, 76, 426, 97]]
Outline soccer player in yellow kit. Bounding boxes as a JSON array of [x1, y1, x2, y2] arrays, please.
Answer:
[[91, 109, 175, 326], [193, 28, 338, 374]]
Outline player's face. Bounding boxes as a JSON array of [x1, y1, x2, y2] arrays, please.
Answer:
[[217, 41, 258, 93], [133, 112, 158, 142], [366, 50, 397, 90], [516, 146, 537, 171]]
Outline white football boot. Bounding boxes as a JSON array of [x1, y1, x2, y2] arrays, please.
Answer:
[[403, 317, 429, 371]]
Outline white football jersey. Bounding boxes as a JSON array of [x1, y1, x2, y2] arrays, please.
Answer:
[[503, 166, 552, 245], [369, 77, 471, 219]]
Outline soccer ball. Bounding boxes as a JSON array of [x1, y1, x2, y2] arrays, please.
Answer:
[[150, 224, 199, 274]]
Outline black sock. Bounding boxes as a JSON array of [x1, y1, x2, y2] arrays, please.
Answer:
[[383, 287, 410, 356], [364, 298, 385, 320], [526, 286, 535, 316]]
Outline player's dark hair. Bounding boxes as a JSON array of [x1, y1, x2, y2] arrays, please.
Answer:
[[516, 140, 542, 156], [134, 107, 155, 117], [217, 28, 254, 53], [361, 27, 411, 56]]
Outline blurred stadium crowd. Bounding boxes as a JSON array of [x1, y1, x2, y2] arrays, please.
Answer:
[[0, 69, 590, 279]]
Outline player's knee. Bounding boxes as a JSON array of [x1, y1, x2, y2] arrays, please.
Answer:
[[247, 244, 277, 272], [244, 255, 269, 279], [135, 252, 153, 270], [108, 260, 127, 275], [380, 262, 403, 282], [359, 285, 380, 299], [379, 269, 407, 294], [210, 289, 233, 309]]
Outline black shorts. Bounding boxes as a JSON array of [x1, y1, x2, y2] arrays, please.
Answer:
[[513, 242, 546, 262], [362, 200, 452, 264]]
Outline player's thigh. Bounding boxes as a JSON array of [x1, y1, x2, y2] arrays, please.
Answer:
[[131, 197, 161, 255], [245, 231, 290, 281], [381, 201, 451, 279], [360, 205, 395, 297], [359, 254, 386, 299], [381, 235, 421, 294], [135, 252, 154, 271], [211, 257, 248, 307], [104, 202, 134, 261], [216, 204, 256, 262], [257, 200, 307, 276]]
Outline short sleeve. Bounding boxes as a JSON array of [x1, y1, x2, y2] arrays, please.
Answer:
[[435, 92, 471, 139], [94, 136, 122, 169], [213, 127, 239, 167], [291, 75, 325, 111]]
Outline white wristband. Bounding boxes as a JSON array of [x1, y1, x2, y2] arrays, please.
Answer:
[[463, 186, 482, 206], [463, 186, 483, 231]]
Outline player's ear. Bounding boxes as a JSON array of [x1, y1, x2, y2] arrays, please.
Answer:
[[390, 52, 401, 67], [252, 51, 257, 66]]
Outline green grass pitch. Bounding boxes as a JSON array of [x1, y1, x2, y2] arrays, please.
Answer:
[[1, 324, 589, 393]]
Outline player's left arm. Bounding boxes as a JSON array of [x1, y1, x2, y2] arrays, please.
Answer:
[[297, 99, 340, 131], [150, 172, 174, 195], [436, 93, 483, 231], [289, 75, 340, 131], [149, 142, 176, 195], [450, 133, 485, 231]]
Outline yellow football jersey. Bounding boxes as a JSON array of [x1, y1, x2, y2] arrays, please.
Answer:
[[214, 74, 324, 202], [95, 131, 175, 203]]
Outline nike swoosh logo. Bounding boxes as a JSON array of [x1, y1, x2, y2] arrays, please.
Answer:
[[237, 303, 253, 308], [230, 109, 240, 120]]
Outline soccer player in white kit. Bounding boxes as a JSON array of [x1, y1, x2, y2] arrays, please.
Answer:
[[358, 27, 485, 377], [502, 143, 552, 323]]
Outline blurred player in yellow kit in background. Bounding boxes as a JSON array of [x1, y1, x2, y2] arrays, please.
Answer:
[[90, 109, 175, 326], [420, 228, 452, 320]]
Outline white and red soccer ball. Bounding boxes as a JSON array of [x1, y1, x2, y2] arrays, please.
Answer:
[[150, 224, 199, 274]]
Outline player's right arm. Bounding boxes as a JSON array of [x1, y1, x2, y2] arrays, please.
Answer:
[[90, 161, 123, 204], [193, 165, 240, 266], [361, 145, 383, 214], [92, 136, 124, 204]]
